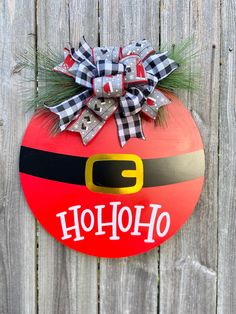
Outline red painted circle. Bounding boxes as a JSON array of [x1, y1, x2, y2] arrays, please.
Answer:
[[19, 93, 205, 257]]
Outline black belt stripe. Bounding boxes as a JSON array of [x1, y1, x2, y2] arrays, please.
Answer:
[[19, 146, 205, 187]]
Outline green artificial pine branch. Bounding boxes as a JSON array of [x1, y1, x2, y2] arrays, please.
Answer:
[[158, 38, 200, 92], [17, 39, 200, 128], [17, 47, 83, 110], [155, 38, 200, 124]]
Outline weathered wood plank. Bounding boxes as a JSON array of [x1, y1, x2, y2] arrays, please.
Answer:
[[100, 0, 160, 46], [159, 1, 220, 313], [218, 0, 236, 313], [2, 1, 235, 313], [100, 252, 159, 314], [37, 1, 98, 313], [69, 0, 99, 47], [0, 0, 36, 313], [99, 1, 159, 313]]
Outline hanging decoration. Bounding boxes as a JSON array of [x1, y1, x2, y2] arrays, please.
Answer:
[[18, 37, 205, 258]]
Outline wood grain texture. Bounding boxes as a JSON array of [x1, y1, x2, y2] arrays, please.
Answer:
[[159, 1, 220, 313], [99, 1, 159, 313], [37, 1, 98, 314], [0, 0, 36, 313], [218, 0, 236, 313], [1, 0, 236, 313], [99, 0, 160, 47], [69, 0, 99, 47], [100, 252, 159, 314]]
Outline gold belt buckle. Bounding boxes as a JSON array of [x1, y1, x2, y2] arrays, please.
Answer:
[[85, 154, 144, 194]]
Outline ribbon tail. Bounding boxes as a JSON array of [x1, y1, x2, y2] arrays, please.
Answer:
[[67, 108, 105, 145], [86, 97, 118, 119], [119, 87, 145, 117], [142, 89, 170, 119], [45, 89, 92, 131], [115, 110, 145, 147], [67, 97, 118, 145]]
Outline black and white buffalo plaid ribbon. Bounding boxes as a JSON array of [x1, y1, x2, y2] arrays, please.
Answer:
[[47, 37, 178, 146]]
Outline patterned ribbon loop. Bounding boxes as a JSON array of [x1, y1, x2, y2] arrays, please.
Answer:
[[143, 52, 177, 80], [47, 37, 178, 146], [75, 60, 96, 88], [71, 36, 93, 63], [93, 46, 121, 62], [96, 60, 125, 77], [122, 39, 155, 60]]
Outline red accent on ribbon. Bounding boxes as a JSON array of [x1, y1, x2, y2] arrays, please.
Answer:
[[103, 82, 111, 94], [146, 98, 155, 106], [136, 61, 146, 78], [63, 49, 75, 69]]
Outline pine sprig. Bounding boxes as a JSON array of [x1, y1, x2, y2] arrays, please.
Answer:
[[17, 39, 200, 128], [17, 47, 83, 110], [158, 38, 200, 92]]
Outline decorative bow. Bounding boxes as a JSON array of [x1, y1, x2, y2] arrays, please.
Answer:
[[47, 37, 178, 146]]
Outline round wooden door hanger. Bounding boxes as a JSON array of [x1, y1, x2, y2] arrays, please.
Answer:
[[19, 94, 205, 258]]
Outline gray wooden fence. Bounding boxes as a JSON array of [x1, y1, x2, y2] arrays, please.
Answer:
[[0, 0, 235, 313]]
